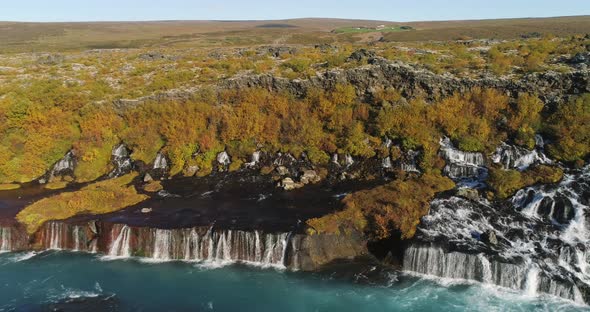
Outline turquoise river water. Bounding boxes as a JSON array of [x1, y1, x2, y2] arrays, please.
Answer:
[[0, 251, 587, 311]]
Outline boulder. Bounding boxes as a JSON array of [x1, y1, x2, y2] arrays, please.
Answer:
[[288, 230, 368, 271], [300, 169, 321, 185], [89, 220, 98, 235], [482, 230, 498, 246], [347, 49, 376, 62], [276, 166, 290, 176], [184, 165, 199, 177], [278, 177, 304, 191], [457, 188, 480, 201], [143, 173, 153, 182]]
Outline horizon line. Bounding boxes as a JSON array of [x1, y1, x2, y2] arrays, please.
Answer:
[[1, 14, 589, 24]]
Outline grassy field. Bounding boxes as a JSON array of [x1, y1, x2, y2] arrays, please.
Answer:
[[333, 25, 413, 34], [0, 16, 589, 52]]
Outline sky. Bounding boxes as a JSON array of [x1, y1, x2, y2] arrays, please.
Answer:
[[1, 0, 589, 22]]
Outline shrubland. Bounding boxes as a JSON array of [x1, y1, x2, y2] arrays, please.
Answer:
[[307, 173, 455, 239]]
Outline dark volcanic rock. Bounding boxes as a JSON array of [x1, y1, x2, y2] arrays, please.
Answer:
[[220, 60, 590, 107], [347, 49, 376, 62], [113, 59, 589, 110], [290, 230, 368, 271]]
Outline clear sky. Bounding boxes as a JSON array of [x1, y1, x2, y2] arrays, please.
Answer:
[[1, 0, 589, 22]]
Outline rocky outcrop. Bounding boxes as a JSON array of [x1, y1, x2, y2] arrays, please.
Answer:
[[220, 59, 590, 106], [113, 58, 589, 110], [109, 144, 133, 178], [290, 230, 369, 271], [39, 151, 76, 184]]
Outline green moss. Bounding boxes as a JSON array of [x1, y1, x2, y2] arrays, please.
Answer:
[[228, 159, 244, 172], [306, 147, 330, 165], [44, 181, 69, 190], [17, 173, 148, 234], [488, 165, 564, 199], [0, 183, 21, 191]]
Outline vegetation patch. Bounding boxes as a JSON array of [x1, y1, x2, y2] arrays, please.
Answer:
[[16, 173, 148, 234], [546, 94, 590, 165], [43, 181, 69, 190], [143, 180, 163, 193], [307, 173, 455, 240], [334, 25, 413, 34], [0, 184, 21, 191], [488, 165, 564, 199]]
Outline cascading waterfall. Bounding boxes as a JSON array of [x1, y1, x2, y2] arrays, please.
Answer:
[[403, 246, 487, 281], [439, 137, 486, 179], [109, 225, 132, 257], [105, 224, 292, 267], [400, 150, 420, 173], [46, 151, 75, 182], [492, 143, 550, 170], [109, 144, 132, 177], [404, 166, 590, 304], [72, 226, 81, 251], [478, 254, 492, 284], [0, 227, 11, 252], [153, 152, 168, 170], [525, 265, 540, 296], [153, 229, 173, 260], [47, 222, 63, 250]]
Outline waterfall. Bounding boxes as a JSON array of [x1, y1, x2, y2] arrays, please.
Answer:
[[403, 245, 541, 293], [525, 265, 539, 296], [47, 222, 63, 250], [512, 167, 589, 239], [72, 226, 81, 251], [478, 254, 492, 284], [406, 243, 587, 304], [153, 152, 168, 170], [109, 144, 132, 177], [403, 245, 486, 281], [382, 157, 392, 169], [109, 225, 132, 257], [439, 137, 485, 179], [282, 232, 293, 267], [331, 154, 339, 165], [216, 151, 231, 168], [103, 225, 293, 267], [409, 167, 590, 304], [153, 229, 173, 260], [492, 143, 550, 170], [400, 150, 420, 173], [145, 228, 290, 267], [0, 227, 11, 252], [344, 154, 354, 167], [245, 151, 261, 168], [539, 276, 585, 304], [48, 151, 75, 180]]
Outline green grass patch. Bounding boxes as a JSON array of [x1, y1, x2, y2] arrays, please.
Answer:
[[17, 173, 148, 234], [0, 184, 21, 191], [488, 165, 564, 199], [333, 25, 413, 34]]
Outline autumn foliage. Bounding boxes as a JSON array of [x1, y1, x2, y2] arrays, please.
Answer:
[[307, 173, 455, 240]]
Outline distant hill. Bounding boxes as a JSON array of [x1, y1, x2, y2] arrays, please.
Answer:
[[0, 16, 589, 52]]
